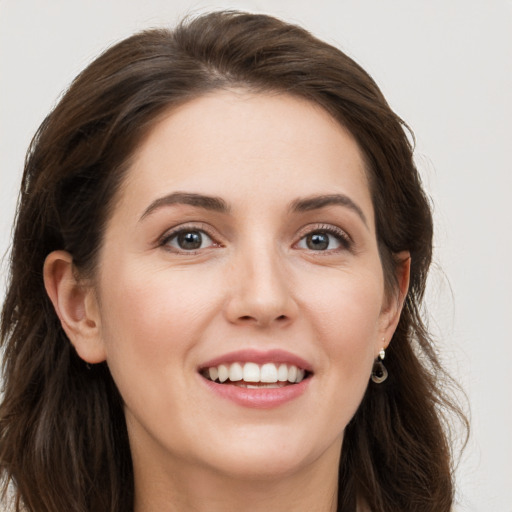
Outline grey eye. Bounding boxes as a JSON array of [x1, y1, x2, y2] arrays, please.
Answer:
[[166, 230, 214, 251], [306, 233, 329, 250], [297, 231, 342, 251]]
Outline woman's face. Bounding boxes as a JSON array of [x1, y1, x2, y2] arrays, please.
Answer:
[[87, 91, 403, 481]]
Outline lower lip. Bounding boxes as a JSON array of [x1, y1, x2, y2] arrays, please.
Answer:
[[201, 376, 310, 409]]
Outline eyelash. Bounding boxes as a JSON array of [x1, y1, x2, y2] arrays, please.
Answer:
[[295, 224, 353, 253], [158, 223, 353, 254], [158, 223, 220, 254]]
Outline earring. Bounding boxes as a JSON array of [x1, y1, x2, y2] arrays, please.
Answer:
[[371, 348, 388, 384]]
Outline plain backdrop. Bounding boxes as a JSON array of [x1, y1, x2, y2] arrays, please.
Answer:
[[1, 1, 511, 510]]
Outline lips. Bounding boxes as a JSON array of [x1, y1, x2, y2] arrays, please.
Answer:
[[198, 349, 312, 408]]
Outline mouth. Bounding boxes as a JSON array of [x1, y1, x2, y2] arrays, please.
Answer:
[[198, 349, 313, 408], [200, 361, 311, 388]]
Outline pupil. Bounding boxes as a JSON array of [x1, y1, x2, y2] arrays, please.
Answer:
[[178, 231, 202, 250], [307, 233, 329, 250]]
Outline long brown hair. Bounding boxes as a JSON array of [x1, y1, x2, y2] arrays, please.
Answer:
[[0, 11, 467, 511]]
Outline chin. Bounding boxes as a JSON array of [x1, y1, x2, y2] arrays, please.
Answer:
[[195, 427, 342, 481], [207, 452, 313, 481]]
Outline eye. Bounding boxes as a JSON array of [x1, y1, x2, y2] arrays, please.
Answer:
[[296, 227, 351, 252], [162, 228, 216, 252]]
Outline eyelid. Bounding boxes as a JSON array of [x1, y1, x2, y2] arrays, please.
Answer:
[[157, 222, 222, 252], [156, 222, 353, 254], [294, 223, 353, 251]]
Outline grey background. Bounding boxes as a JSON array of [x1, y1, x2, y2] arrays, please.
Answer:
[[1, 1, 511, 510]]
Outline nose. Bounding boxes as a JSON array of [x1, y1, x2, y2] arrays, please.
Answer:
[[224, 244, 298, 328]]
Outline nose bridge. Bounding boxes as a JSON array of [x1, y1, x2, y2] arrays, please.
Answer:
[[225, 234, 296, 326]]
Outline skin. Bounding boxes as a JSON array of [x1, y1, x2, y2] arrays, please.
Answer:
[[44, 90, 409, 512]]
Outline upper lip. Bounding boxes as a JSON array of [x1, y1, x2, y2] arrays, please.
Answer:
[[199, 349, 313, 372]]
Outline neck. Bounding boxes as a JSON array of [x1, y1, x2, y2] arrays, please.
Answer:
[[132, 444, 340, 512]]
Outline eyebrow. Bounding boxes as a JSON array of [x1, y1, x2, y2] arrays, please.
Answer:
[[140, 191, 368, 228], [140, 192, 230, 220], [290, 194, 368, 227]]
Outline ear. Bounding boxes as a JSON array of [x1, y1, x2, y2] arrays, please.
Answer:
[[377, 251, 411, 354], [43, 250, 107, 363]]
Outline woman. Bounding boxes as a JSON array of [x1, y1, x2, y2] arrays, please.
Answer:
[[0, 11, 466, 512]]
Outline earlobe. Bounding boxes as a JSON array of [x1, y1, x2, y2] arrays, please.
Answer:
[[43, 250, 107, 364], [378, 251, 411, 350]]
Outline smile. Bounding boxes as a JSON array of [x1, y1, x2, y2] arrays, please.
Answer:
[[198, 349, 313, 408], [201, 362, 308, 387]]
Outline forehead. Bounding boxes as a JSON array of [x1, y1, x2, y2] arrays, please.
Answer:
[[116, 90, 374, 225]]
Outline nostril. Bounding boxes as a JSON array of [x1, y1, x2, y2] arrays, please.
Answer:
[[236, 314, 288, 325]]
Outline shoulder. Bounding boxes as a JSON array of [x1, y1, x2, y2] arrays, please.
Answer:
[[0, 482, 25, 512]]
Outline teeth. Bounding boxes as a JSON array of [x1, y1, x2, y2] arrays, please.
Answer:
[[229, 362, 243, 382], [209, 367, 218, 381], [204, 362, 307, 384], [260, 363, 278, 383], [218, 364, 229, 383], [236, 382, 286, 389], [243, 362, 260, 382], [277, 363, 288, 382]]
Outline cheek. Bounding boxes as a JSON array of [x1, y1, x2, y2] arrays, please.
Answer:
[[96, 260, 222, 391], [302, 267, 383, 386], [305, 266, 383, 338]]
